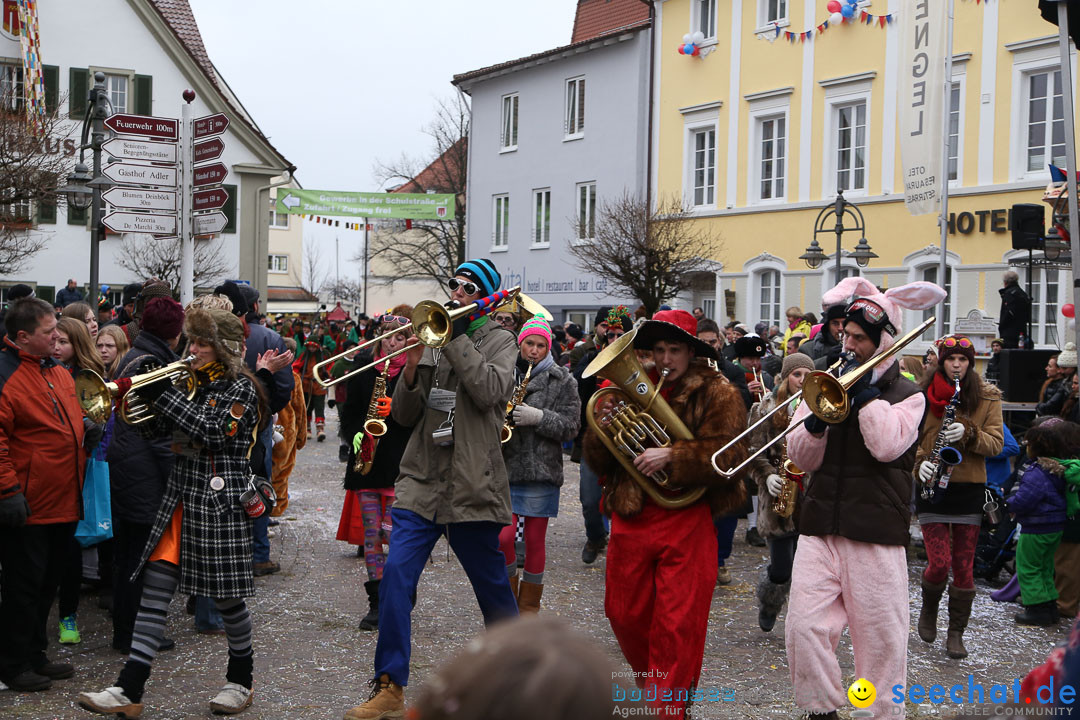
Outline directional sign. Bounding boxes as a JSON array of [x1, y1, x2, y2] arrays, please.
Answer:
[[102, 162, 178, 188], [193, 211, 227, 235], [194, 113, 229, 139], [193, 136, 224, 163], [102, 187, 177, 212], [192, 187, 229, 211], [274, 189, 455, 220], [104, 113, 178, 141], [193, 162, 228, 187], [103, 137, 177, 164], [103, 211, 177, 235]]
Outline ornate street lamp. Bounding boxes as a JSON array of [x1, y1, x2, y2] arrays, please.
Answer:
[[811, 190, 874, 284], [799, 238, 826, 270]]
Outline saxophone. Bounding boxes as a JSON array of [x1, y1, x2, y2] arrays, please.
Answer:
[[354, 359, 390, 475], [922, 372, 963, 502], [772, 400, 804, 518], [500, 362, 533, 444]]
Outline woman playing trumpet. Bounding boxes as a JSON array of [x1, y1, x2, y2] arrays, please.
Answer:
[[745, 353, 815, 633]]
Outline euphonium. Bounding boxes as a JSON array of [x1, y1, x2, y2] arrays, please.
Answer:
[[355, 359, 390, 475], [500, 361, 533, 444], [582, 330, 705, 510], [76, 355, 198, 425]]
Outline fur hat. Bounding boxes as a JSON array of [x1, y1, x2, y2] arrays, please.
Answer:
[[1058, 342, 1078, 369], [140, 297, 184, 341], [822, 277, 946, 371], [781, 353, 815, 379], [134, 280, 172, 320], [734, 334, 767, 359], [237, 284, 259, 312], [122, 282, 143, 306], [183, 307, 245, 376], [633, 309, 717, 361], [187, 293, 234, 313], [7, 283, 33, 303], [213, 281, 249, 317]]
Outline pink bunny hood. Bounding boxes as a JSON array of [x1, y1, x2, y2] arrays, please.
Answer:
[[822, 277, 947, 372]]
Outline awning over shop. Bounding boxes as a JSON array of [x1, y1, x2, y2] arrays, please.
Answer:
[[267, 286, 319, 315], [267, 301, 320, 314]]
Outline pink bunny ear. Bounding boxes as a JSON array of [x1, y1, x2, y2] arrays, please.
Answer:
[[883, 281, 948, 311], [821, 277, 879, 308]]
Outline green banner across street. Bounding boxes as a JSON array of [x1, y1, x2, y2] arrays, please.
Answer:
[[275, 189, 455, 220]]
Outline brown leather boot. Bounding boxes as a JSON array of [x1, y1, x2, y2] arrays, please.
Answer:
[[518, 581, 543, 614], [508, 574, 519, 601], [918, 578, 947, 643], [343, 674, 404, 720], [946, 585, 976, 659]]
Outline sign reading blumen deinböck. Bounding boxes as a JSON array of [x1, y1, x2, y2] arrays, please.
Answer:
[[899, 0, 947, 216]]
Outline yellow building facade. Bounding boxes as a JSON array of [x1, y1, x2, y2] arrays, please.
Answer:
[[652, 0, 1077, 352]]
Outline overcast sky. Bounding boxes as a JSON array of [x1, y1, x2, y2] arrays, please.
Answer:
[[189, 0, 580, 192]]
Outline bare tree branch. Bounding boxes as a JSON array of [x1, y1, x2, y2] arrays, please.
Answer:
[[322, 278, 364, 306], [568, 192, 724, 316], [291, 241, 328, 299], [364, 94, 468, 296], [116, 235, 230, 293]]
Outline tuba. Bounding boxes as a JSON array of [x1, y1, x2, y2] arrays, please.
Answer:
[[355, 359, 390, 475], [76, 356, 198, 425], [582, 329, 705, 510], [500, 361, 533, 444]]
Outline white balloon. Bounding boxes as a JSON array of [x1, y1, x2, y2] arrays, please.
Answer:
[[683, 33, 692, 44], [692, 31, 705, 45], [830, 11, 844, 24]]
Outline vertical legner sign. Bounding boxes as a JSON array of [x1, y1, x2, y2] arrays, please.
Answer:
[[899, 0, 947, 216]]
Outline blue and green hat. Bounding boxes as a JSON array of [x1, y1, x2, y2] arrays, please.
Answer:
[[454, 258, 501, 298]]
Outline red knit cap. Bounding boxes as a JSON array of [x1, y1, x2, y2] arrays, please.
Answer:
[[936, 335, 975, 366], [140, 297, 184, 340]]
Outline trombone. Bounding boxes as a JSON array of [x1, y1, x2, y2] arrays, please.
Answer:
[[711, 317, 935, 479], [314, 287, 550, 389], [76, 355, 199, 425]]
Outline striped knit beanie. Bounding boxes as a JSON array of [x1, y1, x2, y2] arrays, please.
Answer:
[[454, 258, 501, 298], [517, 317, 551, 348]]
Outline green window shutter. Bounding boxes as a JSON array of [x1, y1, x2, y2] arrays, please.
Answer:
[[36, 285, 55, 304], [133, 74, 152, 116], [69, 68, 88, 118], [37, 196, 56, 224], [43, 65, 58, 113], [67, 204, 87, 225], [222, 183, 237, 233]]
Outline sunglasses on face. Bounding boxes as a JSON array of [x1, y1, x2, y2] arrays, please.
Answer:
[[495, 315, 516, 326], [447, 278, 479, 296], [606, 331, 625, 341], [939, 336, 973, 349]]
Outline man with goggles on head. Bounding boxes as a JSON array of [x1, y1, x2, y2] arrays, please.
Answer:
[[782, 277, 946, 720], [344, 258, 520, 720]]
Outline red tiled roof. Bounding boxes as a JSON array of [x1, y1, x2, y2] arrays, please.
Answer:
[[572, 0, 651, 44], [392, 138, 466, 195], [453, 20, 650, 87], [146, 0, 292, 170]]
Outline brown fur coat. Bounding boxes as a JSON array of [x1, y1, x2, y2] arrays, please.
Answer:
[[583, 359, 748, 519]]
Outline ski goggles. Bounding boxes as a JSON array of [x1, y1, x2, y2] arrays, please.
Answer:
[[938, 336, 973, 349], [446, 278, 479, 296], [845, 298, 897, 337]]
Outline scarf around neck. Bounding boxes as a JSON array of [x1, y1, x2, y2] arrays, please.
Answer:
[[927, 371, 959, 419], [374, 344, 408, 380]]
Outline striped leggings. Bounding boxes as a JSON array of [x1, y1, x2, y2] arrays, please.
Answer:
[[116, 561, 253, 702]]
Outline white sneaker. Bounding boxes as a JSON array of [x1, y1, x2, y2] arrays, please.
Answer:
[[77, 686, 144, 718], [209, 682, 253, 715]]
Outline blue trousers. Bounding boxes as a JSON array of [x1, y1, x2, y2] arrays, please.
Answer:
[[374, 507, 518, 686], [714, 514, 739, 567], [578, 459, 609, 544]]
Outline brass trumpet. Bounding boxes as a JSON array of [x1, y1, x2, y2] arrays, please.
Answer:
[[313, 287, 550, 389], [711, 317, 935, 479], [76, 355, 199, 425]]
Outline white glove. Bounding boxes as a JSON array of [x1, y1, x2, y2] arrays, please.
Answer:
[[918, 460, 935, 484], [766, 474, 785, 498], [941, 422, 965, 444], [512, 404, 543, 427]]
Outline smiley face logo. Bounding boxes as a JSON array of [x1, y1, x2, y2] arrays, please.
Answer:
[[848, 678, 876, 709]]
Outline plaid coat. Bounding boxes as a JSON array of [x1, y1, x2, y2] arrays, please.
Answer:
[[133, 374, 260, 599]]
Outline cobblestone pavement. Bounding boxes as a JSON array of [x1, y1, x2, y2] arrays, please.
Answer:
[[0, 408, 1071, 719]]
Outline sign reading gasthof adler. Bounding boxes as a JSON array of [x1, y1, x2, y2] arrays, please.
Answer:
[[898, 0, 946, 216]]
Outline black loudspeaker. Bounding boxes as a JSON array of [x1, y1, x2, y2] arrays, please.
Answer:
[[1011, 203, 1045, 250], [997, 348, 1055, 402]]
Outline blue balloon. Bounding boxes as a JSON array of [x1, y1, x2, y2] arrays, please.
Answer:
[[841, 4, 855, 17], [846, 0, 857, 5], [684, 43, 695, 54]]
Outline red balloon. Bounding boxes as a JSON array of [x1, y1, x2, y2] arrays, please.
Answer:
[[691, 46, 701, 56], [677, 44, 685, 54], [826, 0, 842, 12], [1064, 303, 1076, 319]]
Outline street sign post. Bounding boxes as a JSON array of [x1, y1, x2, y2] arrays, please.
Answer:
[[193, 136, 224, 163], [274, 189, 455, 220], [193, 162, 228, 187], [102, 187, 177, 211], [193, 113, 229, 139], [193, 211, 227, 235], [102, 137, 177, 163], [102, 162, 178, 187], [192, 187, 229, 211], [102, 210, 178, 235], [104, 113, 178, 141]]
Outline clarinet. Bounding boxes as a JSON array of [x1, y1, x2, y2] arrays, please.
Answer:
[[923, 372, 963, 503]]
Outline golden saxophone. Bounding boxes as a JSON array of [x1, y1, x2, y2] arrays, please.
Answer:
[[354, 359, 390, 475], [772, 434, 804, 519], [500, 362, 533, 444]]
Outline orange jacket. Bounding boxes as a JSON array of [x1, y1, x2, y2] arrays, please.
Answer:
[[0, 338, 86, 524]]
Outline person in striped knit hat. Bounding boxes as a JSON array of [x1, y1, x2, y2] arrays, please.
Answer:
[[498, 318, 581, 613]]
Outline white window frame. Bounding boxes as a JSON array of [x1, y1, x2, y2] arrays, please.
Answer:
[[268, 254, 289, 274], [531, 188, 551, 248], [575, 182, 597, 245], [747, 91, 792, 205], [492, 194, 510, 251], [680, 103, 721, 211], [744, 255, 786, 333], [692, 0, 718, 45], [268, 198, 289, 230], [916, 263, 955, 340], [702, 297, 717, 321], [947, 72, 967, 188], [688, 126, 717, 209], [500, 93, 519, 153], [0, 63, 22, 112], [756, 0, 789, 30], [1009, 39, 1074, 182], [564, 76, 585, 141], [823, 81, 872, 199], [1021, 67, 1066, 179]]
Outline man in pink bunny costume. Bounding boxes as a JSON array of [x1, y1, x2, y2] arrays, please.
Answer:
[[784, 278, 947, 719]]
